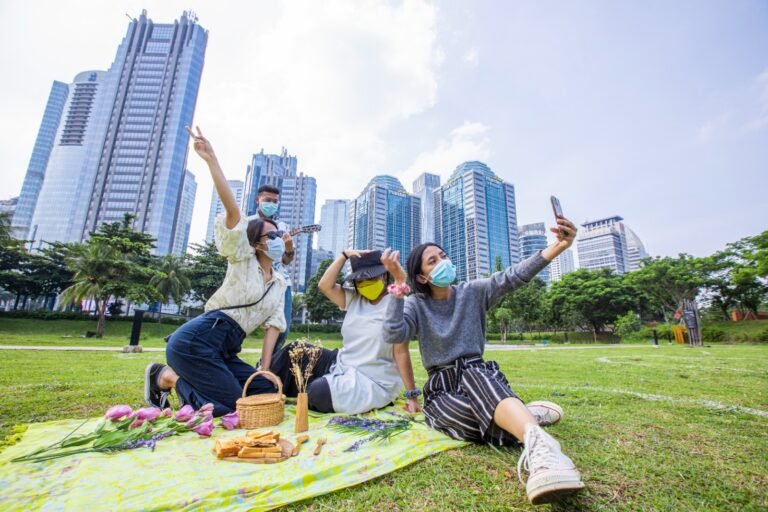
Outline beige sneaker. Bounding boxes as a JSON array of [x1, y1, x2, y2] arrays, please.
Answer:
[[527, 400, 563, 426], [518, 423, 584, 504]]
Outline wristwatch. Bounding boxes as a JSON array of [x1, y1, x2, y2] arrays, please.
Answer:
[[403, 388, 422, 399]]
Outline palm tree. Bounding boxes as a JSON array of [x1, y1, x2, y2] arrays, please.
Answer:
[[150, 254, 191, 322], [61, 242, 128, 337]]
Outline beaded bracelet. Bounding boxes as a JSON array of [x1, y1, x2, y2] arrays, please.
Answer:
[[387, 283, 411, 297], [403, 388, 422, 399]]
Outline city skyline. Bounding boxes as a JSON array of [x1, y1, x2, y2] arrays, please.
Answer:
[[2, 2, 766, 259]]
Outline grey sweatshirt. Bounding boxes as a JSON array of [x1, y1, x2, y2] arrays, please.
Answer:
[[382, 252, 550, 370]]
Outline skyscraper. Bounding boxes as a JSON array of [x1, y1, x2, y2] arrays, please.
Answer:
[[576, 216, 630, 274], [317, 199, 349, 256], [550, 248, 576, 282], [412, 172, 440, 244], [348, 175, 421, 264], [12, 81, 69, 240], [171, 170, 197, 255], [29, 71, 111, 246], [205, 180, 244, 243], [518, 223, 550, 284], [243, 149, 317, 291], [433, 161, 519, 282], [26, 11, 207, 254], [625, 227, 649, 272]]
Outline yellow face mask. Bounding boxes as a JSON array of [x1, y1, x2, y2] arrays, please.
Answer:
[[356, 278, 385, 301]]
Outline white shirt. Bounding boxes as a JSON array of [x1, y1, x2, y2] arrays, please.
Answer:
[[326, 291, 404, 414], [205, 212, 287, 334]]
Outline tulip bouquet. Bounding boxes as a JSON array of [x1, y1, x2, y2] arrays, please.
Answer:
[[11, 404, 239, 463]]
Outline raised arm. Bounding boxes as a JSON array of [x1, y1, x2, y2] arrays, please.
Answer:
[[380, 249, 419, 343], [318, 251, 350, 309], [187, 126, 240, 229]]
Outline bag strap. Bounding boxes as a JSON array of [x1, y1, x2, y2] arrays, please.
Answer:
[[211, 282, 276, 313]]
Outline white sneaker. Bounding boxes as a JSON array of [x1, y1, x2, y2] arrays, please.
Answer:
[[518, 423, 584, 505], [527, 400, 563, 426]]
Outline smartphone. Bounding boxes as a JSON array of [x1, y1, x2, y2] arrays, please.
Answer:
[[550, 196, 565, 235]]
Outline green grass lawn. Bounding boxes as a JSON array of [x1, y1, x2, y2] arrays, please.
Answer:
[[1, 343, 766, 511]]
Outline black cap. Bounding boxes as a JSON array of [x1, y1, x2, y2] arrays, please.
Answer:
[[344, 250, 387, 282]]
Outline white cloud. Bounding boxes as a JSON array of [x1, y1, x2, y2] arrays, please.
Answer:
[[400, 121, 491, 186], [463, 47, 479, 66], [189, 0, 442, 244]]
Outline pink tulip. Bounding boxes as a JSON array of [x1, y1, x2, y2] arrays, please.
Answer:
[[129, 418, 145, 429], [193, 418, 214, 437], [221, 412, 239, 430], [199, 403, 214, 414], [175, 405, 195, 422], [161, 408, 172, 418], [133, 407, 162, 422], [104, 405, 133, 421]]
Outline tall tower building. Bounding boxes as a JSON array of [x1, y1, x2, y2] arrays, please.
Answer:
[[29, 71, 112, 246], [317, 199, 349, 256], [12, 81, 69, 240], [171, 170, 197, 255], [518, 223, 550, 284], [412, 172, 440, 244], [625, 227, 648, 272], [576, 216, 630, 274], [26, 11, 207, 254], [243, 149, 316, 291], [348, 175, 421, 265], [205, 180, 244, 243], [550, 248, 576, 282], [83, 11, 207, 254], [433, 161, 519, 282]]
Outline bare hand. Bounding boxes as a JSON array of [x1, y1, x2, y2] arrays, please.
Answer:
[[282, 232, 294, 251], [403, 398, 421, 414], [381, 248, 407, 283], [186, 126, 216, 162], [257, 370, 281, 390], [550, 216, 577, 249]]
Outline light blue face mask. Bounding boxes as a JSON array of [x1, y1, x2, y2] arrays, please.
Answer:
[[262, 238, 285, 261], [428, 259, 456, 287], [259, 201, 279, 218]]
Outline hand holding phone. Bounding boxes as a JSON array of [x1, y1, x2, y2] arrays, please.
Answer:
[[550, 196, 566, 236]]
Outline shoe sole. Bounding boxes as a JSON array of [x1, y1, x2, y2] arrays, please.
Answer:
[[527, 400, 564, 426], [529, 478, 585, 504], [144, 363, 156, 406]]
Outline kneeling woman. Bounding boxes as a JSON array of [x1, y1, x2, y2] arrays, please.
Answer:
[[144, 127, 286, 416], [380, 216, 585, 505], [260, 250, 420, 415]]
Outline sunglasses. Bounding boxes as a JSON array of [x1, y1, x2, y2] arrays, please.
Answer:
[[260, 230, 285, 240]]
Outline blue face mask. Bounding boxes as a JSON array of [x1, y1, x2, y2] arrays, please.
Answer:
[[261, 238, 285, 261], [428, 259, 456, 287], [259, 201, 279, 218]]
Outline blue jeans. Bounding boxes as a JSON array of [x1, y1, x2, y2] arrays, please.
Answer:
[[166, 311, 275, 416], [274, 286, 292, 353]]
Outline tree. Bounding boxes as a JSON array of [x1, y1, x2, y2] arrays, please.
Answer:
[[150, 254, 192, 321], [185, 241, 227, 304], [304, 259, 343, 323], [492, 307, 514, 343], [495, 277, 547, 339], [548, 268, 637, 339], [0, 212, 32, 308], [614, 311, 642, 340], [61, 241, 132, 337], [628, 254, 709, 319]]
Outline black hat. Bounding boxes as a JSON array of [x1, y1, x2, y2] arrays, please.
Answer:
[[344, 250, 388, 282]]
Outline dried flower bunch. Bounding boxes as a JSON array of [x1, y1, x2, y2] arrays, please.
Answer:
[[288, 339, 324, 393]]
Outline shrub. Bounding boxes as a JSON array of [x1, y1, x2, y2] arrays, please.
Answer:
[[701, 327, 726, 342]]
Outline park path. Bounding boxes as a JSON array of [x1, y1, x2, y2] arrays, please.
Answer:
[[0, 344, 660, 353]]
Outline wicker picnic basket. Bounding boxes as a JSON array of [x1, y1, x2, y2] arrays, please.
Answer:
[[236, 371, 286, 428]]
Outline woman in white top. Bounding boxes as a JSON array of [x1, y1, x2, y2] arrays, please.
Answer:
[[260, 249, 421, 414], [144, 127, 287, 416]]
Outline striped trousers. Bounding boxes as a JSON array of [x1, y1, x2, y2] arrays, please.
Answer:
[[423, 356, 522, 446]]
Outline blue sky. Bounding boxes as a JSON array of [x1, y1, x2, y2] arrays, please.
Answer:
[[1, 1, 766, 258]]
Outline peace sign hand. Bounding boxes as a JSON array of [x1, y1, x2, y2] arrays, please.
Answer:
[[186, 126, 216, 163]]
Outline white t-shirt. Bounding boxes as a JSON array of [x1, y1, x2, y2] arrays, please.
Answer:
[[326, 291, 404, 414]]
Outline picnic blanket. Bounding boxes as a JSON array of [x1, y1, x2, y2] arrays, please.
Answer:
[[0, 404, 465, 511]]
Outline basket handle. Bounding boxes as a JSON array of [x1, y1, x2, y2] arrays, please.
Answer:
[[242, 370, 283, 398]]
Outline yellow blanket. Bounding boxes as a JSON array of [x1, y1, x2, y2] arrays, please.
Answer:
[[0, 404, 465, 511]]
